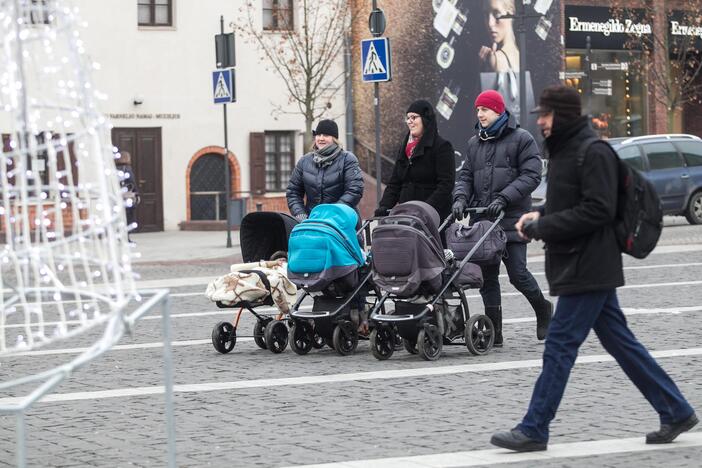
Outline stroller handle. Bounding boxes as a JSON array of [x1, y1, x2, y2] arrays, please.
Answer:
[[439, 208, 506, 231]]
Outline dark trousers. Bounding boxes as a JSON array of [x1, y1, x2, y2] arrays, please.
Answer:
[[518, 290, 694, 442], [479, 241, 541, 308]]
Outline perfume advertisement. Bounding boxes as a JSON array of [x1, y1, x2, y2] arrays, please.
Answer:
[[431, 0, 562, 153]]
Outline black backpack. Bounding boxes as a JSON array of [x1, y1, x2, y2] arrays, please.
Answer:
[[577, 138, 663, 259]]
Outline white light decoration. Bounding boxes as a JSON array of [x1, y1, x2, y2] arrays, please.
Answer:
[[0, 3, 174, 465], [0, 0, 137, 355]]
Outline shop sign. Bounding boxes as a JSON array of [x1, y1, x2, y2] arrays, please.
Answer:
[[108, 113, 181, 120], [592, 88, 613, 96], [565, 6, 650, 49], [669, 10, 702, 50], [591, 62, 629, 71]]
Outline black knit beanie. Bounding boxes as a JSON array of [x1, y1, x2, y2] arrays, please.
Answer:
[[533, 85, 582, 131], [313, 119, 338, 139]]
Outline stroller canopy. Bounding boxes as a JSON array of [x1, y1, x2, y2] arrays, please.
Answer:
[[239, 211, 298, 262], [288, 203, 364, 275], [388, 201, 442, 251]]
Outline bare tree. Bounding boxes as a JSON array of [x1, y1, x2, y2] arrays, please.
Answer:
[[611, 1, 702, 131], [236, 0, 353, 149]]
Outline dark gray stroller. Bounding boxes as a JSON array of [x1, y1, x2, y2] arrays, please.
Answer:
[[369, 201, 503, 361]]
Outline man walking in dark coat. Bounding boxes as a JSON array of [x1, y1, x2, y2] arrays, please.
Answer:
[[490, 85, 697, 452], [452, 90, 552, 346]]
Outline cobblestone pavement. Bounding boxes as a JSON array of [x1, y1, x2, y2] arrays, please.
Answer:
[[1, 223, 701, 467]]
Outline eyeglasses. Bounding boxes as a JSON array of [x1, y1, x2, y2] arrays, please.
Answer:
[[406, 114, 421, 123]]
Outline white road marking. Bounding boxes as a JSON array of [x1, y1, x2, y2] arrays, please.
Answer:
[[499, 262, 702, 278], [6, 339, 215, 357], [2, 347, 700, 405], [280, 432, 702, 468], [465, 279, 702, 299], [523, 243, 702, 264], [137, 253, 702, 292]]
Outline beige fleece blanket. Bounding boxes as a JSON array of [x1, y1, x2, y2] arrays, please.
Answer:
[[205, 259, 297, 313]]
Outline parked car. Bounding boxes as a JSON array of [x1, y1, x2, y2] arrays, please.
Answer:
[[532, 134, 702, 224]]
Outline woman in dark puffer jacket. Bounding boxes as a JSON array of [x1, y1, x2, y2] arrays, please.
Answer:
[[286, 119, 364, 221], [286, 119, 368, 332]]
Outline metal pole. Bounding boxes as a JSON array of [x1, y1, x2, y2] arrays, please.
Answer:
[[518, 0, 527, 129], [344, 33, 355, 154], [160, 294, 177, 468], [586, 35, 592, 118], [372, 0, 382, 207], [374, 82, 382, 206], [221, 15, 232, 248], [16, 411, 26, 468]]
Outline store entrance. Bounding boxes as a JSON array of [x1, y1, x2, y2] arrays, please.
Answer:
[[564, 50, 646, 138]]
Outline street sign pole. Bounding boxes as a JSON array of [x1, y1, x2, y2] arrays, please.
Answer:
[[371, 0, 383, 207], [517, 1, 527, 130], [220, 15, 232, 248]]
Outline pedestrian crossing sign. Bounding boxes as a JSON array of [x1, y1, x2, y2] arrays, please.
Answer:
[[212, 68, 235, 104], [361, 37, 391, 82]]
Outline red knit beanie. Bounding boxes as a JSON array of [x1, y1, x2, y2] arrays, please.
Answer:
[[474, 90, 505, 115]]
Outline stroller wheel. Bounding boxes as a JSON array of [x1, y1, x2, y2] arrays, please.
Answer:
[[264, 320, 289, 354], [417, 324, 442, 361], [253, 319, 268, 350], [393, 328, 404, 352], [370, 327, 395, 360], [332, 321, 358, 356], [289, 321, 313, 355], [212, 322, 236, 354], [403, 338, 418, 354], [311, 330, 325, 349], [465, 314, 495, 355]]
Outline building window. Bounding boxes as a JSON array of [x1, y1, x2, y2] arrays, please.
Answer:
[[264, 132, 294, 192], [189, 153, 227, 221], [262, 0, 293, 31], [138, 0, 172, 27]]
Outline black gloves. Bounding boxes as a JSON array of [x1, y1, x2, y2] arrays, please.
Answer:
[[452, 197, 468, 220], [294, 213, 308, 222], [522, 219, 541, 240], [374, 207, 390, 217], [486, 196, 507, 218]]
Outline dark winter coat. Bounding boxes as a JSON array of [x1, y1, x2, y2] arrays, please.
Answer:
[[453, 113, 542, 242], [537, 116, 624, 296], [378, 129, 456, 221], [286, 150, 364, 217]]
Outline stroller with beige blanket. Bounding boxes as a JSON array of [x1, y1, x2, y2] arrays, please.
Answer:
[[206, 211, 313, 353]]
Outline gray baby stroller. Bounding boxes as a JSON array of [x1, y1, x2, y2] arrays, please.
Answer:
[[369, 201, 504, 361]]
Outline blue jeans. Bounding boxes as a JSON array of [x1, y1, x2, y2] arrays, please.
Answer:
[[479, 242, 542, 308], [518, 290, 694, 442]]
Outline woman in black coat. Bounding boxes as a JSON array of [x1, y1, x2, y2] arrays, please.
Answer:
[[375, 100, 456, 221]]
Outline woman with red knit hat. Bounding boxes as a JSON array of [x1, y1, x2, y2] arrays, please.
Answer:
[[452, 90, 551, 347]]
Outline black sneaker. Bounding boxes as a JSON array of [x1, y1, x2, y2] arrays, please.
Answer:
[[490, 428, 547, 452], [646, 413, 698, 444]]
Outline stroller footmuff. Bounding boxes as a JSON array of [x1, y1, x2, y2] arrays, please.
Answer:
[[206, 211, 300, 354], [369, 201, 500, 361], [287, 204, 370, 356]]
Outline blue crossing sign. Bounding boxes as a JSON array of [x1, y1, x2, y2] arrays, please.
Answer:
[[212, 68, 235, 104], [361, 37, 391, 82]]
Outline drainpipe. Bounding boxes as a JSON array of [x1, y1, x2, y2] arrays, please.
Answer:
[[344, 33, 355, 154]]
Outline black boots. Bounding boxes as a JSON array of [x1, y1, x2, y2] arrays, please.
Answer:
[[485, 305, 502, 347], [528, 294, 553, 340]]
